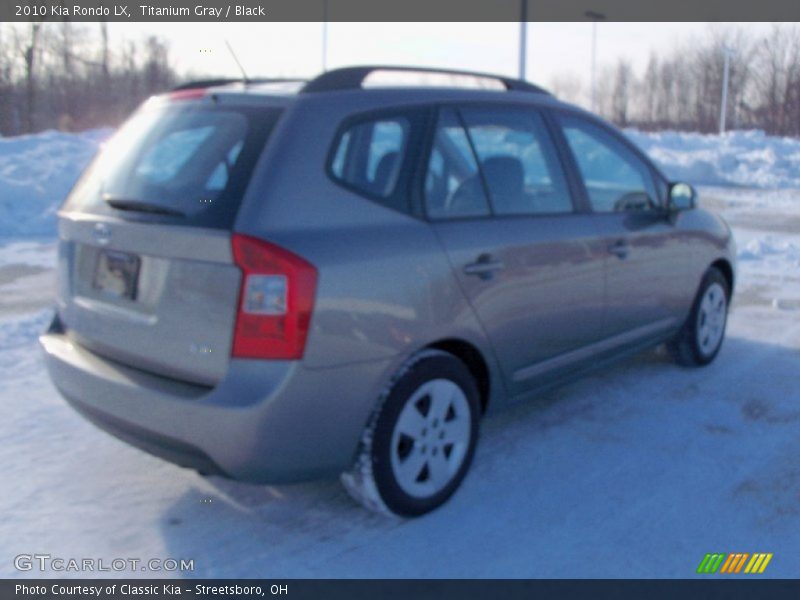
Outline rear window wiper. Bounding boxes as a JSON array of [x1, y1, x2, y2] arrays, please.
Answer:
[[103, 195, 186, 218]]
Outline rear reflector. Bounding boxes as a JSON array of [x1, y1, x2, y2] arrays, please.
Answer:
[[168, 88, 207, 102], [231, 234, 317, 360]]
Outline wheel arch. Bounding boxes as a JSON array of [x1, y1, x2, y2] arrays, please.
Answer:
[[710, 258, 734, 294], [426, 338, 491, 414]]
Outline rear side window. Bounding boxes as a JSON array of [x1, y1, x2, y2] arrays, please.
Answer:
[[65, 102, 281, 229], [330, 116, 410, 201]]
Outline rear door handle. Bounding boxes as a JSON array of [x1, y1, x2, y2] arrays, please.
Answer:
[[608, 240, 629, 259], [464, 254, 505, 280]]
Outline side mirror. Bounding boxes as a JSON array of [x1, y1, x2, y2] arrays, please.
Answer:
[[668, 182, 696, 211]]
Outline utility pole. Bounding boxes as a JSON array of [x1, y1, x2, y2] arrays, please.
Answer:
[[719, 45, 733, 134], [585, 11, 606, 111], [519, 0, 528, 80]]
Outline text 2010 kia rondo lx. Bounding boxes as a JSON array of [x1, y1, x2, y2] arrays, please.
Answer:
[[41, 67, 736, 516]]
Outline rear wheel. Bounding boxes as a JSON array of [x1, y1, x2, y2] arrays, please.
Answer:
[[341, 350, 480, 517], [668, 267, 730, 366]]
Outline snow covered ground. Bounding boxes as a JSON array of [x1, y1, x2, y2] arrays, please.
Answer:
[[0, 128, 798, 578]]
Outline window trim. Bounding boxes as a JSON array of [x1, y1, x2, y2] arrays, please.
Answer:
[[546, 107, 670, 213], [421, 106, 493, 221], [325, 107, 425, 215], [416, 102, 582, 223], [455, 107, 495, 218]]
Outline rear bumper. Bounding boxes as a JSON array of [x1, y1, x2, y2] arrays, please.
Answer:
[[40, 329, 391, 483]]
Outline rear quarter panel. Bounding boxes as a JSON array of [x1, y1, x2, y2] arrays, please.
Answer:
[[234, 93, 509, 404]]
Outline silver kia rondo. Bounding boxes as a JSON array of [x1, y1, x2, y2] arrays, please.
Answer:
[[41, 66, 736, 516]]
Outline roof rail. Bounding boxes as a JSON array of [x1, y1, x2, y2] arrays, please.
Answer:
[[300, 66, 550, 95], [172, 77, 306, 91]]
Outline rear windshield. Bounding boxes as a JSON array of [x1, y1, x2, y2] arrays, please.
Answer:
[[64, 100, 282, 229]]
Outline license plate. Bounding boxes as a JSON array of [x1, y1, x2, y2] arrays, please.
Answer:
[[93, 250, 140, 301]]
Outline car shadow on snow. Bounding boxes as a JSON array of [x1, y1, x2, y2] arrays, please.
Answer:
[[157, 333, 800, 577]]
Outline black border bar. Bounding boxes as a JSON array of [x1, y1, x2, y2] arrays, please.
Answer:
[[3, 0, 800, 23], [4, 579, 800, 600]]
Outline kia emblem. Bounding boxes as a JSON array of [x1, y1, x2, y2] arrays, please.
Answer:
[[93, 222, 112, 245]]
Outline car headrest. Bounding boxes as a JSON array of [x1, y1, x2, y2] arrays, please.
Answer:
[[481, 155, 524, 198], [372, 151, 400, 196]]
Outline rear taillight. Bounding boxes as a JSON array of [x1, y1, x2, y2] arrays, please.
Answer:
[[231, 234, 317, 360]]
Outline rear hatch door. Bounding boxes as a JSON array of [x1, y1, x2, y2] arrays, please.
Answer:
[[56, 93, 283, 386]]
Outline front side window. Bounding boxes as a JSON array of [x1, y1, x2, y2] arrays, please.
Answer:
[[459, 107, 573, 216], [557, 114, 659, 213], [330, 116, 409, 200]]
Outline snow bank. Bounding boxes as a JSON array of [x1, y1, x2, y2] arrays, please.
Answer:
[[0, 309, 53, 353], [625, 129, 800, 189], [738, 237, 800, 262], [0, 128, 111, 238]]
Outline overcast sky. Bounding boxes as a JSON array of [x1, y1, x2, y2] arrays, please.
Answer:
[[108, 22, 777, 95]]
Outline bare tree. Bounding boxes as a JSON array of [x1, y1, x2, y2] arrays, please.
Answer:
[[100, 21, 110, 94], [57, 21, 77, 130], [0, 25, 17, 134], [610, 59, 633, 126], [143, 36, 174, 95], [594, 65, 615, 120], [15, 22, 43, 133], [641, 54, 659, 125], [548, 72, 583, 105], [609, 26, 761, 134], [750, 25, 800, 134], [3, 23, 798, 138], [0, 22, 180, 135]]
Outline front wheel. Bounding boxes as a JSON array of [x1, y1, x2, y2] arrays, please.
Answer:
[[668, 267, 730, 367], [341, 350, 480, 517]]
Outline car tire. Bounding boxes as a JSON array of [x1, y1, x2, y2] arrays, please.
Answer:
[[341, 350, 481, 517], [668, 267, 730, 367]]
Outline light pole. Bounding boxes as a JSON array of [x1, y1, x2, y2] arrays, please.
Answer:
[[719, 45, 733, 134], [519, 0, 528, 80], [585, 10, 606, 111]]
